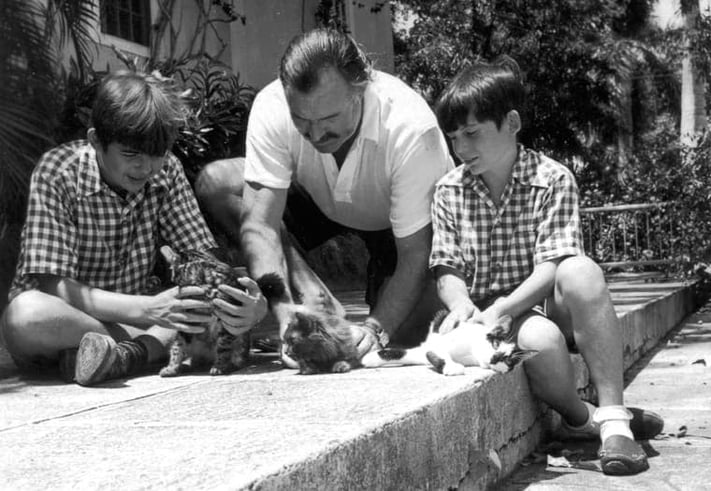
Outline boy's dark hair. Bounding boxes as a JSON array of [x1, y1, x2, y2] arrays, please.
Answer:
[[279, 28, 372, 94], [435, 56, 526, 133], [91, 70, 185, 156]]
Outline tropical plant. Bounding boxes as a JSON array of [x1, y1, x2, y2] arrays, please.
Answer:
[[392, 0, 677, 166], [0, 0, 98, 308]]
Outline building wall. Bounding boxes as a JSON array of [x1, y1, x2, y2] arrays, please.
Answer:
[[229, 0, 394, 89], [71, 1, 393, 91], [82, 1, 233, 73]]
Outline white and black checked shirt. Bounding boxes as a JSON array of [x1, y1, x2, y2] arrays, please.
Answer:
[[430, 146, 584, 302], [9, 140, 216, 301]]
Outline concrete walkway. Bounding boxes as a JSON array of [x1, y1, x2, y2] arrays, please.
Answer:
[[497, 300, 711, 490], [0, 277, 703, 490]]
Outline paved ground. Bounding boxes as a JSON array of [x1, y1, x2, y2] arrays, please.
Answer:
[[496, 303, 711, 490]]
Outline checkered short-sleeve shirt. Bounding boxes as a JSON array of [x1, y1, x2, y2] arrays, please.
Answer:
[[430, 146, 584, 301], [9, 140, 216, 300]]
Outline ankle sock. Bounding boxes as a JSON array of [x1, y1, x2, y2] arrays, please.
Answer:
[[593, 405, 634, 442], [115, 339, 149, 375]]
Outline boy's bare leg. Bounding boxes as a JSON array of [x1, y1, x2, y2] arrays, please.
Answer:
[[516, 312, 590, 426], [1, 290, 173, 368], [547, 256, 624, 407], [540, 255, 649, 475]]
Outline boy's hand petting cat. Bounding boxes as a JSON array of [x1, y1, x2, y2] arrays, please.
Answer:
[[440, 301, 478, 334], [212, 278, 268, 336], [469, 302, 505, 328], [145, 285, 212, 333]]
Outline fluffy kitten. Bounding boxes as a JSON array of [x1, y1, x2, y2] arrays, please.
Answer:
[[159, 247, 252, 377], [258, 274, 360, 375], [361, 311, 537, 375]]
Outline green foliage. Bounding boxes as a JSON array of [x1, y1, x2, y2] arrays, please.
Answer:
[[53, 53, 256, 183], [393, 0, 674, 162], [168, 57, 256, 182], [578, 120, 711, 274]]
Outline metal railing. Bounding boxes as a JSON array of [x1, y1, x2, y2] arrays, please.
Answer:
[[580, 202, 677, 270]]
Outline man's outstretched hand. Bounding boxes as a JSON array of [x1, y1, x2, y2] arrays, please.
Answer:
[[352, 319, 389, 358]]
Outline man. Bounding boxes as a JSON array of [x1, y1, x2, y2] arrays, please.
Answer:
[[196, 28, 454, 365], [1, 70, 267, 386], [431, 58, 662, 475]]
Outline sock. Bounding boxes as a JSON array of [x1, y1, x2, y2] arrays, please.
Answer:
[[113, 339, 149, 376], [593, 405, 634, 442]]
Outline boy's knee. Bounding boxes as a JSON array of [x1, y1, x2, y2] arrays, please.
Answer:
[[555, 256, 607, 299], [194, 157, 246, 207], [1, 290, 51, 357], [517, 316, 565, 352]]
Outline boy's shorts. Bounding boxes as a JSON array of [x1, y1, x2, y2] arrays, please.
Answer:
[[282, 181, 397, 309], [474, 293, 579, 353]]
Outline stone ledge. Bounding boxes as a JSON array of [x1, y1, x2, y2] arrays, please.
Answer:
[[0, 280, 696, 490]]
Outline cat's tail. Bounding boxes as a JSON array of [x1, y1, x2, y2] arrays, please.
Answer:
[[256, 273, 288, 304], [425, 351, 446, 373]]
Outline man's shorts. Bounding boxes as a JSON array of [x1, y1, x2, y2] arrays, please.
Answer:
[[283, 181, 397, 309]]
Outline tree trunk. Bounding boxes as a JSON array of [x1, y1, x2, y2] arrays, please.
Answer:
[[680, 0, 708, 146]]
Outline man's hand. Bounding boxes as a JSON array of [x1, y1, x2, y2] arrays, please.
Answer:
[[145, 286, 212, 333], [352, 319, 389, 358], [213, 277, 268, 336]]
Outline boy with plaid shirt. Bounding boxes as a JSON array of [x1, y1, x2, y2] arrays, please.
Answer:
[[430, 58, 663, 476], [1, 71, 267, 386]]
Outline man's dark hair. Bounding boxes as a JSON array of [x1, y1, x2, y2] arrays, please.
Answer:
[[279, 28, 372, 93], [435, 56, 526, 133], [91, 70, 185, 156]]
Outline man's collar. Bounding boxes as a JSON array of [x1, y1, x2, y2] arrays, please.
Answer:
[[359, 79, 381, 143]]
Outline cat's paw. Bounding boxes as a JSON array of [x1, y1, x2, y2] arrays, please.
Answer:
[[209, 365, 234, 376], [331, 360, 352, 373], [159, 365, 182, 377], [298, 364, 318, 375], [442, 362, 466, 376]]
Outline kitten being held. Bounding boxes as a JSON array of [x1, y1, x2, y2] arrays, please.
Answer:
[[159, 247, 263, 377], [361, 310, 537, 375]]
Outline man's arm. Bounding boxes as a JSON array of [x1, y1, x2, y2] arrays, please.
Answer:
[[365, 224, 432, 339], [239, 181, 294, 327]]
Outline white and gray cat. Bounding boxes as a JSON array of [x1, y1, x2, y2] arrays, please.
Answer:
[[361, 311, 537, 375]]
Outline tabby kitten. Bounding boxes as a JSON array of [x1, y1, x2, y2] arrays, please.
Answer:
[[361, 311, 537, 375], [159, 247, 252, 377]]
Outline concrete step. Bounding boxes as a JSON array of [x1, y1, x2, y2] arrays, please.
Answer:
[[0, 278, 696, 490]]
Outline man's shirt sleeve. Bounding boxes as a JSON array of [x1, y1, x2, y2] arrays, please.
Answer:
[[243, 85, 293, 189], [390, 126, 454, 238]]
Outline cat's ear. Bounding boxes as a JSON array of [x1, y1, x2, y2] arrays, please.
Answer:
[[496, 314, 514, 333]]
